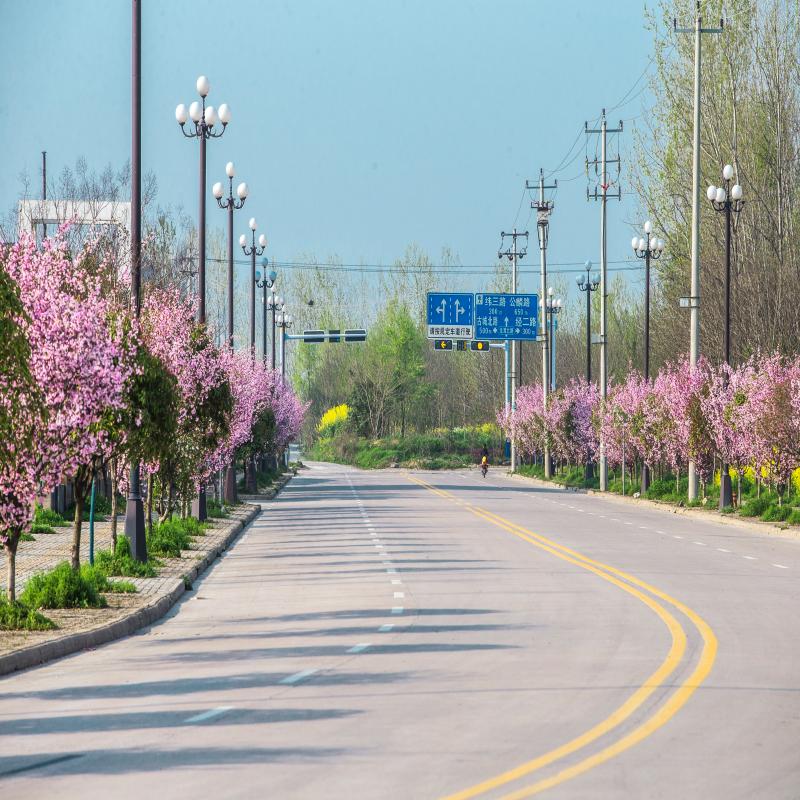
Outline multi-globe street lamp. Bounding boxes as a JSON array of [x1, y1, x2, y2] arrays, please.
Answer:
[[707, 164, 744, 510], [175, 76, 231, 325], [576, 261, 600, 481], [255, 258, 277, 366], [631, 222, 665, 495], [276, 309, 293, 379], [239, 218, 267, 360], [576, 261, 600, 384], [213, 162, 248, 350], [544, 287, 563, 392], [267, 291, 285, 370], [175, 76, 231, 523]]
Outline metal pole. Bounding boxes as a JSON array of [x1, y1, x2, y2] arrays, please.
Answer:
[[551, 312, 556, 391], [124, 0, 147, 560], [586, 271, 591, 383], [250, 244, 256, 359], [510, 229, 517, 471], [262, 282, 268, 364], [598, 111, 609, 492], [642, 246, 651, 494], [198, 134, 207, 324], [41, 151, 47, 240], [687, 3, 703, 501], [227, 202, 234, 350], [271, 295, 277, 370], [539, 174, 552, 479], [720, 189, 733, 509], [280, 326, 286, 379]]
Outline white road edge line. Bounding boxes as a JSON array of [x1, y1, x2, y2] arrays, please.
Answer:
[[280, 669, 318, 685], [185, 706, 234, 724]]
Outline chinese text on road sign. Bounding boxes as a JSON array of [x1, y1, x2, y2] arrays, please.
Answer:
[[426, 292, 474, 340], [474, 293, 538, 341]]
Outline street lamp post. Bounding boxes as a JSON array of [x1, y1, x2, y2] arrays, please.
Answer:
[[632, 222, 665, 494], [545, 288, 563, 392], [239, 218, 267, 360], [276, 309, 293, 379], [576, 261, 600, 482], [213, 163, 248, 350], [176, 76, 230, 523], [255, 258, 277, 365], [707, 164, 744, 510], [268, 291, 285, 370]]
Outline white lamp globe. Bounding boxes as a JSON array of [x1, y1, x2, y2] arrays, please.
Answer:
[[657, 238, 665, 251], [204, 106, 217, 126], [189, 101, 202, 122], [638, 237, 647, 251], [196, 75, 210, 97], [237, 182, 249, 199], [644, 220, 652, 234], [722, 164, 734, 181], [218, 103, 231, 125], [715, 187, 727, 203], [631, 236, 639, 251], [731, 184, 743, 201], [239, 234, 247, 247], [249, 217, 257, 230], [226, 161, 235, 178], [258, 234, 267, 248], [706, 185, 717, 201], [576, 275, 584, 287], [277, 295, 284, 306], [548, 286, 554, 297], [212, 182, 224, 199], [650, 237, 658, 251], [592, 273, 600, 284], [175, 104, 189, 124]]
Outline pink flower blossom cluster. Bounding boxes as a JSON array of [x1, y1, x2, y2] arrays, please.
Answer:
[[500, 354, 800, 488]]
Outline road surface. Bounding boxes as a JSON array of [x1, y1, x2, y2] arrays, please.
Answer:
[[1, 463, 799, 798]]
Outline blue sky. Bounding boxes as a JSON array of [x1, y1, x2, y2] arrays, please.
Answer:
[[1, 0, 660, 298]]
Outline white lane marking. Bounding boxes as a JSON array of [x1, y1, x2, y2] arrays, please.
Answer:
[[577, 509, 585, 513], [624, 522, 633, 526], [391, 606, 404, 615], [773, 563, 789, 569], [567, 505, 576, 509], [692, 541, 706, 546], [674, 535, 683, 539], [657, 530, 665, 534], [394, 592, 405, 599], [185, 706, 234, 724], [599, 515, 607, 519], [391, 579, 402, 585], [387, 568, 397, 574], [610, 518, 620, 522], [379, 624, 394, 633], [347, 643, 371, 654], [280, 669, 318, 685], [717, 548, 731, 553], [743, 555, 757, 560], [638, 526, 649, 530]]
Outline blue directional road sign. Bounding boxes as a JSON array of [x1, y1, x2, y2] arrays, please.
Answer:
[[426, 292, 475, 340], [475, 293, 539, 340]]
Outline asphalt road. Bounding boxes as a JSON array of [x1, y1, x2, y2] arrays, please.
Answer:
[[1, 463, 799, 799]]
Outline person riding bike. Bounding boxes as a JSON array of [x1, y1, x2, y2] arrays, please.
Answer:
[[480, 447, 489, 477]]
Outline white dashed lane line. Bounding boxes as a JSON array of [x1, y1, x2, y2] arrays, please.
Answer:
[[379, 624, 394, 633], [391, 606, 404, 615], [743, 556, 757, 560], [773, 563, 789, 569], [185, 706, 234, 724], [280, 669, 318, 685], [347, 643, 371, 654], [693, 541, 707, 546]]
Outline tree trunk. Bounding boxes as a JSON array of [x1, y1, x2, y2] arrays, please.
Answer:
[[110, 468, 119, 550], [5, 539, 18, 602], [71, 493, 84, 570], [147, 480, 154, 538]]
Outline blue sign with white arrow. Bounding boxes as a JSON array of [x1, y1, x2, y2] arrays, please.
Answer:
[[426, 292, 474, 340], [475, 293, 539, 340]]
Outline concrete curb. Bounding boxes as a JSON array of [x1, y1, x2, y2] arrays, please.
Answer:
[[0, 492, 277, 677], [239, 471, 294, 502], [507, 470, 800, 540]]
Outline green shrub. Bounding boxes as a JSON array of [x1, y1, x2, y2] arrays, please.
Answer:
[[787, 509, 800, 526], [740, 495, 771, 517], [147, 517, 206, 558], [20, 562, 107, 609], [20, 532, 35, 542], [33, 504, 67, 527], [761, 503, 792, 522], [206, 499, 228, 519], [30, 523, 56, 535], [95, 537, 158, 578], [0, 600, 55, 631]]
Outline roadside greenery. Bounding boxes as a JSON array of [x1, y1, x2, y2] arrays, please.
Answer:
[[0, 600, 55, 631], [95, 537, 158, 578]]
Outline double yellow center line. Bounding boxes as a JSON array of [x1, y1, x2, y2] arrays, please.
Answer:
[[406, 474, 717, 799]]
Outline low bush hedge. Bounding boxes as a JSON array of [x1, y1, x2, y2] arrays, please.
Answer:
[[147, 517, 207, 558], [33, 504, 67, 527], [20, 563, 108, 609], [0, 600, 55, 631], [96, 537, 158, 578]]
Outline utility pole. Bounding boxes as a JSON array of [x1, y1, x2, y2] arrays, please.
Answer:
[[675, 2, 723, 501], [498, 229, 528, 471], [526, 169, 556, 477], [586, 109, 623, 492]]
